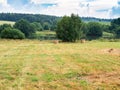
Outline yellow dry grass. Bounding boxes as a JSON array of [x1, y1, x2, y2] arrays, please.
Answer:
[[0, 39, 120, 90]]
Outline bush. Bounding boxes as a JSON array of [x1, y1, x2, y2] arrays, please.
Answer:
[[14, 19, 36, 38], [86, 22, 103, 40], [1, 28, 25, 39], [0, 24, 12, 33]]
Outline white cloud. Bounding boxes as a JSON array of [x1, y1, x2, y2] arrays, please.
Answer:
[[38, 0, 119, 18], [38, 0, 118, 18], [0, 0, 8, 7], [30, 0, 57, 4], [0, 0, 15, 13], [0, 0, 120, 18]]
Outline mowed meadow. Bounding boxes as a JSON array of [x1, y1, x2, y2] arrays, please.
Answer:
[[0, 40, 120, 90]]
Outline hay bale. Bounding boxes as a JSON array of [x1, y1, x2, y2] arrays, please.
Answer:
[[81, 39, 86, 43], [53, 40, 59, 44]]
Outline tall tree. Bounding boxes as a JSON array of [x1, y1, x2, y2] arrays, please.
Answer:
[[56, 14, 83, 42]]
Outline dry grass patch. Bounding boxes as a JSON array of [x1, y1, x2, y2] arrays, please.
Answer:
[[0, 40, 120, 90]]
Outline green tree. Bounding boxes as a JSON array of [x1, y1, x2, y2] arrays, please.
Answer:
[[102, 24, 110, 33], [43, 22, 50, 30], [1, 28, 25, 39], [86, 22, 103, 39], [56, 14, 83, 42], [80, 23, 88, 38], [110, 18, 120, 33], [110, 18, 120, 38], [31, 22, 43, 31], [115, 27, 120, 38], [0, 24, 12, 33], [14, 19, 36, 38]]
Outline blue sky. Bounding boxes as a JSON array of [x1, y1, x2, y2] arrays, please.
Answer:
[[0, 0, 120, 18]]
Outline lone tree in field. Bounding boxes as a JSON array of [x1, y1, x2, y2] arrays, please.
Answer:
[[56, 14, 83, 42]]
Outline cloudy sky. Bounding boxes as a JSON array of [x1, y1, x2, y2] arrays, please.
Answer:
[[0, 0, 120, 18]]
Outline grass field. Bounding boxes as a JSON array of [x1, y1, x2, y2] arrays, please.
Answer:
[[85, 21, 110, 25], [0, 40, 120, 90], [98, 21, 110, 25], [0, 21, 15, 25], [36, 31, 56, 40]]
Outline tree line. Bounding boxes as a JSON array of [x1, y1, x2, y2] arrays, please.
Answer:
[[0, 13, 112, 31], [0, 13, 119, 41], [0, 13, 58, 31], [56, 14, 120, 42]]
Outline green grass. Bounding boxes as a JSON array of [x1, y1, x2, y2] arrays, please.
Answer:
[[0, 40, 120, 90], [85, 21, 110, 25], [36, 30, 56, 36], [0, 20, 15, 25], [98, 21, 110, 25], [36, 31, 56, 40], [102, 32, 114, 39]]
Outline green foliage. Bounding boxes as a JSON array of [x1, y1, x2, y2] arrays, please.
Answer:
[[1, 28, 25, 39], [43, 22, 50, 30], [110, 18, 120, 38], [0, 24, 12, 33], [86, 22, 103, 40], [115, 27, 120, 38], [81, 23, 88, 38], [31, 22, 43, 31], [0, 13, 58, 31], [28, 33, 37, 39], [101, 24, 110, 32], [14, 19, 35, 38], [56, 14, 83, 42]]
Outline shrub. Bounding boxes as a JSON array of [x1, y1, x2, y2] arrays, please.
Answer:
[[1, 28, 25, 39], [0, 24, 12, 33], [86, 22, 103, 40], [14, 19, 36, 38]]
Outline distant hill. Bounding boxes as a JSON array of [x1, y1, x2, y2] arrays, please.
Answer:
[[0, 13, 58, 26], [0, 13, 112, 29], [0, 13, 112, 22], [0, 13, 59, 30], [81, 17, 112, 23]]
